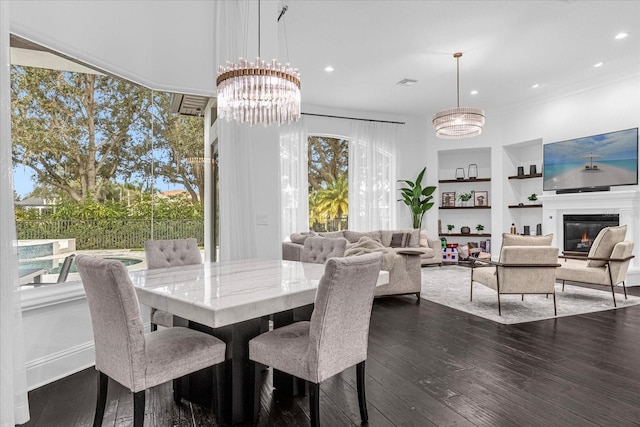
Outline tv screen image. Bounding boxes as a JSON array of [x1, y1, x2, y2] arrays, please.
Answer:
[[543, 128, 639, 192]]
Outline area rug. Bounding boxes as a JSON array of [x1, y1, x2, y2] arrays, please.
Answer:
[[421, 265, 640, 325]]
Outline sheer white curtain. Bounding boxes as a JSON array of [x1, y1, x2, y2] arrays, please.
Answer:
[[280, 118, 308, 240], [216, 0, 257, 261], [349, 121, 398, 231], [0, 2, 30, 425]]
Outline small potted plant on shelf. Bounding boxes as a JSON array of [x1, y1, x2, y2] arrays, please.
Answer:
[[457, 191, 474, 207], [528, 193, 538, 204], [476, 224, 485, 233], [447, 224, 455, 234]]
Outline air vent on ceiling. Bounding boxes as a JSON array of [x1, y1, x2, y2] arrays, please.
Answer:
[[396, 79, 418, 86], [169, 93, 212, 117]]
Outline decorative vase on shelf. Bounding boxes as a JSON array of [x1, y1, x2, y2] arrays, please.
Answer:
[[455, 168, 465, 180], [468, 164, 478, 180], [461, 226, 471, 235]]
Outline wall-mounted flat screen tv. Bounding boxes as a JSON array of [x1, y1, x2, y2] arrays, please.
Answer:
[[543, 127, 638, 192]]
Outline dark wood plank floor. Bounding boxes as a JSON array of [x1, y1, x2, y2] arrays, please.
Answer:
[[19, 282, 640, 427]]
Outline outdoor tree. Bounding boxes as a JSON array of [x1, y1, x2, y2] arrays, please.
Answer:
[[152, 93, 206, 203], [308, 136, 348, 192], [11, 66, 152, 202], [312, 176, 349, 231]]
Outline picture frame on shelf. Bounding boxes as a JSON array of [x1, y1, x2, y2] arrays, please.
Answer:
[[442, 192, 456, 207], [474, 191, 488, 207]]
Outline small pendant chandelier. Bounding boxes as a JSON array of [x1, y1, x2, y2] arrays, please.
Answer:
[[216, 0, 301, 127], [432, 52, 485, 139]]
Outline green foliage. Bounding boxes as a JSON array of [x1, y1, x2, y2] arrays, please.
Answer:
[[458, 192, 474, 202], [528, 193, 538, 202], [309, 176, 349, 231], [475, 224, 485, 232], [398, 167, 436, 229], [447, 224, 455, 231]]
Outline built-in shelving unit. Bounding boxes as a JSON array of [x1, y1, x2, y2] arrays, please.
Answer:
[[507, 173, 542, 180], [440, 206, 491, 210], [503, 139, 543, 235], [439, 178, 492, 183], [437, 148, 492, 254], [440, 233, 492, 237], [508, 204, 542, 209]]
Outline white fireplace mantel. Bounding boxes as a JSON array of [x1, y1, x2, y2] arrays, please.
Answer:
[[539, 189, 640, 286]]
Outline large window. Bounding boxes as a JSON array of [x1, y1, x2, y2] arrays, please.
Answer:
[[11, 37, 208, 284], [307, 135, 349, 232]]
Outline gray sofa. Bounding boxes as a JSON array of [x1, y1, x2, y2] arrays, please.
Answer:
[[282, 229, 443, 299]]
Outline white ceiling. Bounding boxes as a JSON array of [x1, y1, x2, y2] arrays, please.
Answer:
[[281, 0, 640, 118]]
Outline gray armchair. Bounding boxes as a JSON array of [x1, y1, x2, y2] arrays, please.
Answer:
[[471, 246, 560, 316], [557, 226, 634, 306], [144, 238, 202, 330], [75, 255, 226, 427], [249, 253, 383, 427]]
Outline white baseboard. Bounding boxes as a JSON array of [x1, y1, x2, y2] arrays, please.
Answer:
[[25, 340, 95, 391]]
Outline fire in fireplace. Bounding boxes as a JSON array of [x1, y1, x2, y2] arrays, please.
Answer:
[[563, 214, 620, 252]]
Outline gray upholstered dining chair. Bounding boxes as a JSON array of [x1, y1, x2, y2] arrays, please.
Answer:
[[144, 238, 202, 331], [300, 236, 347, 264], [249, 252, 383, 427], [75, 255, 226, 427]]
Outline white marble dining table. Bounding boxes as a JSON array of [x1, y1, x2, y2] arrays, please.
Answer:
[[129, 258, 389, 425]]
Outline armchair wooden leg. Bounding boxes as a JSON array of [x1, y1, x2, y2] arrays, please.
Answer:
[[93, 371, 108, 427], [562, 280, 565, 292], [553, 292, 557, 316], [356, 362, 368, 423], [497, 293, 501, 316], [133, 390, 145, 427], [623, 281, 628, 299], [309, 382, 320, 427], [470, 279, 473, 302]]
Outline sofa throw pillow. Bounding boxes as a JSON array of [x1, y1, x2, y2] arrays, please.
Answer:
[[501, 233, 553, 247], [390, 232, 411, 248], [290, 233, 309, 245], [419, 230, 430, 247], [587, 225, 627, 267], [381, 229, 420, 247]]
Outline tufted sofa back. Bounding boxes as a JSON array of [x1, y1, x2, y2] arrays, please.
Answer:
[[301, 237, 347, 264], [144, 238, 202, 269]]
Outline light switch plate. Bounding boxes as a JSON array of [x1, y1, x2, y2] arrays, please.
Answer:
[[256, 214, 268, 225]]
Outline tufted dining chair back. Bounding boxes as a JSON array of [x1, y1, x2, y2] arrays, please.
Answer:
[[144, 238, 202, 269], [300, 237, 347, 264], [144, 238, 202, 330]]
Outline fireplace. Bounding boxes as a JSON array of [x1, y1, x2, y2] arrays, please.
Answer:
[[563, 214, 619, 253]]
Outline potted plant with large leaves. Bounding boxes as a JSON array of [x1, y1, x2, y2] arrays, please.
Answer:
[[398, 167, 437, 229]]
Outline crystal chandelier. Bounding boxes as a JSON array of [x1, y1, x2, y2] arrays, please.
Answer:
[[216, 1, 301, 126], [432, 52, 485, 139]]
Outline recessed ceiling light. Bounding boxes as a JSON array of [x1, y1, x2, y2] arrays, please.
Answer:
[[531, 83, 540, 89], [615, 32, 629, 40], [470, 90, 478, 95], [324, 66, 334, 72], [396, 78, 418, 86], [593, 62, 604, 68]]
